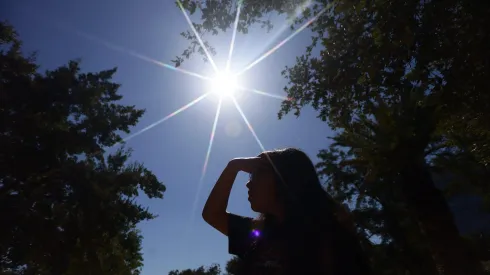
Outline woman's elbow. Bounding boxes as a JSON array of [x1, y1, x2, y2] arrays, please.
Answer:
[[202, 210, 211, 223], [202, 211, 228, 235], [202, 209, 224, 226], [202, 208, 216, 225]]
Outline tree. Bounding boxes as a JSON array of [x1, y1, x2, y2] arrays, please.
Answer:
[[166, 257, 243, 275], [174, 0, 489, 274], [223, 257, 243, 275], [168, 264, 221, 275], [317, 128, 440, 275], [0, 21, 166, 275]]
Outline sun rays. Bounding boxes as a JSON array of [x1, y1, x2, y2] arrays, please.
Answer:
[[73, 0, 325, 233], [189, 98, 223, 230], [226, 0, 242, 72], [132, 0, 323, 228], [174, 1, 323, 233], [176, 0, 219, 73], [74, 30, 212, 81], [231, 98, 266, 153], [236, 86, 289, 101], [236, 6, 327, 76], [122, 93, 210, 143]]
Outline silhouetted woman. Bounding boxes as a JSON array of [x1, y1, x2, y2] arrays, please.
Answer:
[[202, 148, 369, 275]]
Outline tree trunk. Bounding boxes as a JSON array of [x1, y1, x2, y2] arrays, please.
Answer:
[[400, 163, 484, 275]]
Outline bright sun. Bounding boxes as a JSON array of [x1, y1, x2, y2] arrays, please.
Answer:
[[210, 71, 237, 97]]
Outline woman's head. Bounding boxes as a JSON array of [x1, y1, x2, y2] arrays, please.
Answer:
[[245, 147, 369, 274], [246, 148, 338, 221]]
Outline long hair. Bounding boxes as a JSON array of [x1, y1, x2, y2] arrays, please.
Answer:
[[254, 148, 369, 275]]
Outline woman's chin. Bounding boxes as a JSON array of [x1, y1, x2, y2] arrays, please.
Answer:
[[249, 202, 262, 213], [248, 200, 256, 210], [248, 197, 264, 212]]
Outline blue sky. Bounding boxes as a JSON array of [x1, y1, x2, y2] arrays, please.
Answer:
[[3, 1, 334, 274]]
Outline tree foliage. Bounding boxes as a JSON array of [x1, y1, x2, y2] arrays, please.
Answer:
[[0, 21, 166, 275], [167, 257, 243, 275], [175, 0, 490, 274], [168, 264, 221, 275]]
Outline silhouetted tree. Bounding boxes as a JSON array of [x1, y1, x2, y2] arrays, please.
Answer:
[[175, 1, 489, 274], [0, 21, 166, 275], [166, 258, 244, 275], [168, 264, 221, 275], [223, 257, 243, 275]]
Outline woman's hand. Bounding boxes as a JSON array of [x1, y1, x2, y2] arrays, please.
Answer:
[[228, 157, 268, 174], [202, 156, 267, 236]]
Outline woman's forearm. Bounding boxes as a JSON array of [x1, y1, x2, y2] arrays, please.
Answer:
[[202, 161, 239, 233]]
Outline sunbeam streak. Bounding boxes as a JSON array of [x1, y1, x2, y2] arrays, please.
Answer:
[[226, 1, 242, 71], [246, 0, 312, 69], [200, 99, 222, 189], [190, 99, 223, 229], [237, 86, 290, 101], [177, 0, 219, 72], [232, 98, 266, 152], [236, 6, 328, 76], [122, 93, 209, 143], [232, 99, 297, 204], [74, 30, 211, 81]]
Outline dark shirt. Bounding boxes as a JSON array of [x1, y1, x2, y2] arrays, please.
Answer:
[[228, 214, 371, 275], [228, 214, 286, 275]]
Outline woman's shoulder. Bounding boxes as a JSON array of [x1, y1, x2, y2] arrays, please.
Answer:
[[228, 213, 263, 230], [228, 213, 264, 258]]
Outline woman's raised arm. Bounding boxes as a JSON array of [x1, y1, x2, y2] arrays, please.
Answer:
[[202, 161, 240, 236], [202, 158, 262, 235]]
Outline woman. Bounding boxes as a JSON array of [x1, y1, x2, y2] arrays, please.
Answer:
[[202, 148, 369, 275]]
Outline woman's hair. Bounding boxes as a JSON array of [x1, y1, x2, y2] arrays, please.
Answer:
[[255, 147, 369, 275]]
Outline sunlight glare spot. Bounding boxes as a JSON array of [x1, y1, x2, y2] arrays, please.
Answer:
[[226, 1, 242, 71], [211, 72, 238, 97], [236, 6, 328, 76], [177, 0, 219, 72], [122, 93, 209, 143]]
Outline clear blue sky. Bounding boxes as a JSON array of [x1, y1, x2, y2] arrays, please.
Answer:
[[3, 1, 334, 274]]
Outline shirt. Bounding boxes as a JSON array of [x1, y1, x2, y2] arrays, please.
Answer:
[[228, 214, 286, 275]]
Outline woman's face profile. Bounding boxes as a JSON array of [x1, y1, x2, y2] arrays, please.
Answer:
[[246, 163, 278, 213]]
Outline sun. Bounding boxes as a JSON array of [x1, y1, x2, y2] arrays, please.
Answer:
[[210, 71, 237, 98]]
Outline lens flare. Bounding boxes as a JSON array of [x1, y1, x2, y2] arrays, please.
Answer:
[[246, 0, 312, 67], [200, 99, 222, 188], [237, 6, 327, 76], [232, 98, 295, 204], [74, 30, 211, 81], [232, 98, 267, 152], [65, 2, 329, 247], [188, 99, 223, 237], [226, 1, 242, 71], [177, 0, 218, 72], [122, 93, 209, 143], [236, 86, 289, 101]]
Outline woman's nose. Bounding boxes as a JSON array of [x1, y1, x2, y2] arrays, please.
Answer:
[[246, 180, 250, 189]]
